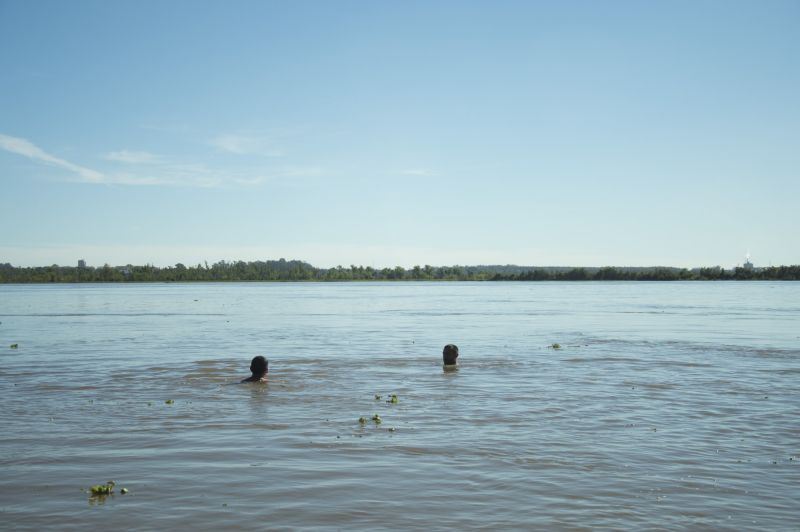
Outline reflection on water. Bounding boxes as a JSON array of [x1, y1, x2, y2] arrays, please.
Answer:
[[0, 282, 799, 529]]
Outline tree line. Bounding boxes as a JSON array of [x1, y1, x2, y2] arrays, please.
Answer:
[[1, 260, 799, 283]]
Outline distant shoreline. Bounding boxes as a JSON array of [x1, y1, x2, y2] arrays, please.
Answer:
[[2, 260, 798, 282]]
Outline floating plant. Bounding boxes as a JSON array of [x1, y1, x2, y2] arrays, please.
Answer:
[[374, 394, 381, 400], [371, 414, 382, 424], [9, 344, 18, 349], [358, 416, 367, 424], [386, 394, 399, 404], [550, 343, 561, 349], [89, 481, 115, 496], [165, 399, 174, 405]]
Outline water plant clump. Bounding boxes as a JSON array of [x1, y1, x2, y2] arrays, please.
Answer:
[[165, 399, 174, 405], [9, 343, 18, 349], [89, 481, 115, 496], [374, 394, 381, 400], [550, 343, 562, 349], [358, 416, 367, 424], [386, 394, 399, 404], [371, 414, 382, 424]]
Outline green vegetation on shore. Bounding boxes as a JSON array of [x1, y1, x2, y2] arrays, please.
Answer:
[[1, 260, 798, 283]]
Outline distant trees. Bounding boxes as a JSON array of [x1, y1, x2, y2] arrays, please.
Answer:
[[0, 261, 798, 283]]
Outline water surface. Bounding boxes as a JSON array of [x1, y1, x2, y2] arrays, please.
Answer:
[[1, 282, 798, 530]]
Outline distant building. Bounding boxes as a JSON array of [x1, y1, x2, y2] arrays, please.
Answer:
[[78, 259, 86, 268], [743, 253, 754, 271]]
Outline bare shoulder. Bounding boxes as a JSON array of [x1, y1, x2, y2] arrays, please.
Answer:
[[241, 376, 268, 383]]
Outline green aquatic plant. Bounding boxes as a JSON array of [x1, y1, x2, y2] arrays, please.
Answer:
[[386, 394, 399, 404], [374, 394, 381, 400], [358, 416, 367, 424], [388, 427, 397, 432], [89, 481, 115, 496], [371, 414, 382, 424], [9, 344, 18, 349], [165, 399, 174, 405], [550, 343, 561, 349]]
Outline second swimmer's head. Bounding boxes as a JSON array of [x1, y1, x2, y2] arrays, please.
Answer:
[[442, 344, 459, 365], [250, 355, 268, 376]]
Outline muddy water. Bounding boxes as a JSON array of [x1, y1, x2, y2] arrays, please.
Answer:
[[0, 282, 798, 530]]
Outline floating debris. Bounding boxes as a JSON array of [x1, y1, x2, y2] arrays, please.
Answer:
[[89, 481, 115, 496], [388, 427, 397, 432], [371, 414, 382, 424], [9, 343, 18, 349], [358, 416, 367, 424], [165, 399, 174, 405], [374, 394, 381, 400], [550, 343, 561, 349], [120, 488, 129, 495]]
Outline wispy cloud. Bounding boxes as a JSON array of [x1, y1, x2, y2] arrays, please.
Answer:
[[104, 150, 159, 164], [230, 166, 325, 186], [0, 133, 219, 187], [103, 161, 225, 187], [210, 134, 284, 156], [1, 133, 322, 188], [400, 168, 438, 177], [0, 133, 104, 182]]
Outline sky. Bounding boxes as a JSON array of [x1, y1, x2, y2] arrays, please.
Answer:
[[1, 0, 798, 269]]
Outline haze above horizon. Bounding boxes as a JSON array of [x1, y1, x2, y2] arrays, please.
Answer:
[[1, 1, 798, 269]]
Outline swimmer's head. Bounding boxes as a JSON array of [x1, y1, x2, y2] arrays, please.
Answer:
[[442, 344, 459, 365], [250, 355, 268, 375]]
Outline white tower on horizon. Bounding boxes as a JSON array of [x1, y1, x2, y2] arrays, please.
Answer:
[[743, 251, 753, 271]]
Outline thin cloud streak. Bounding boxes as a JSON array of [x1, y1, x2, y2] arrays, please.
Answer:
[[105, 150, 159, 164], [400, 168, 438, 177], [210, 134, 284, 156], [0, 134, 203, 186], [0, 133, 302, 188], [231, 165, 325, 186], [0, 133, 104, 182]]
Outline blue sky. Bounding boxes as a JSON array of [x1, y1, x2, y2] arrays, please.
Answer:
[[1, 0, 798, 268]]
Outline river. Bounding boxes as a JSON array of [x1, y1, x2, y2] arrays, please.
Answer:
[[1, 281, 798, 530]]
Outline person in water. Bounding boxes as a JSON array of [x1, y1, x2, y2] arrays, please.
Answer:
[[442, 344, 459, 369], [241, 355, 268, 382]]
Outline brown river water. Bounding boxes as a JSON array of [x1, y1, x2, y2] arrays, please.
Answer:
[[1, 282, 798, 530]]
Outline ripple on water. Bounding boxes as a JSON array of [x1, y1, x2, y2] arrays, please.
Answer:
[[1, 282, 799, 529]]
